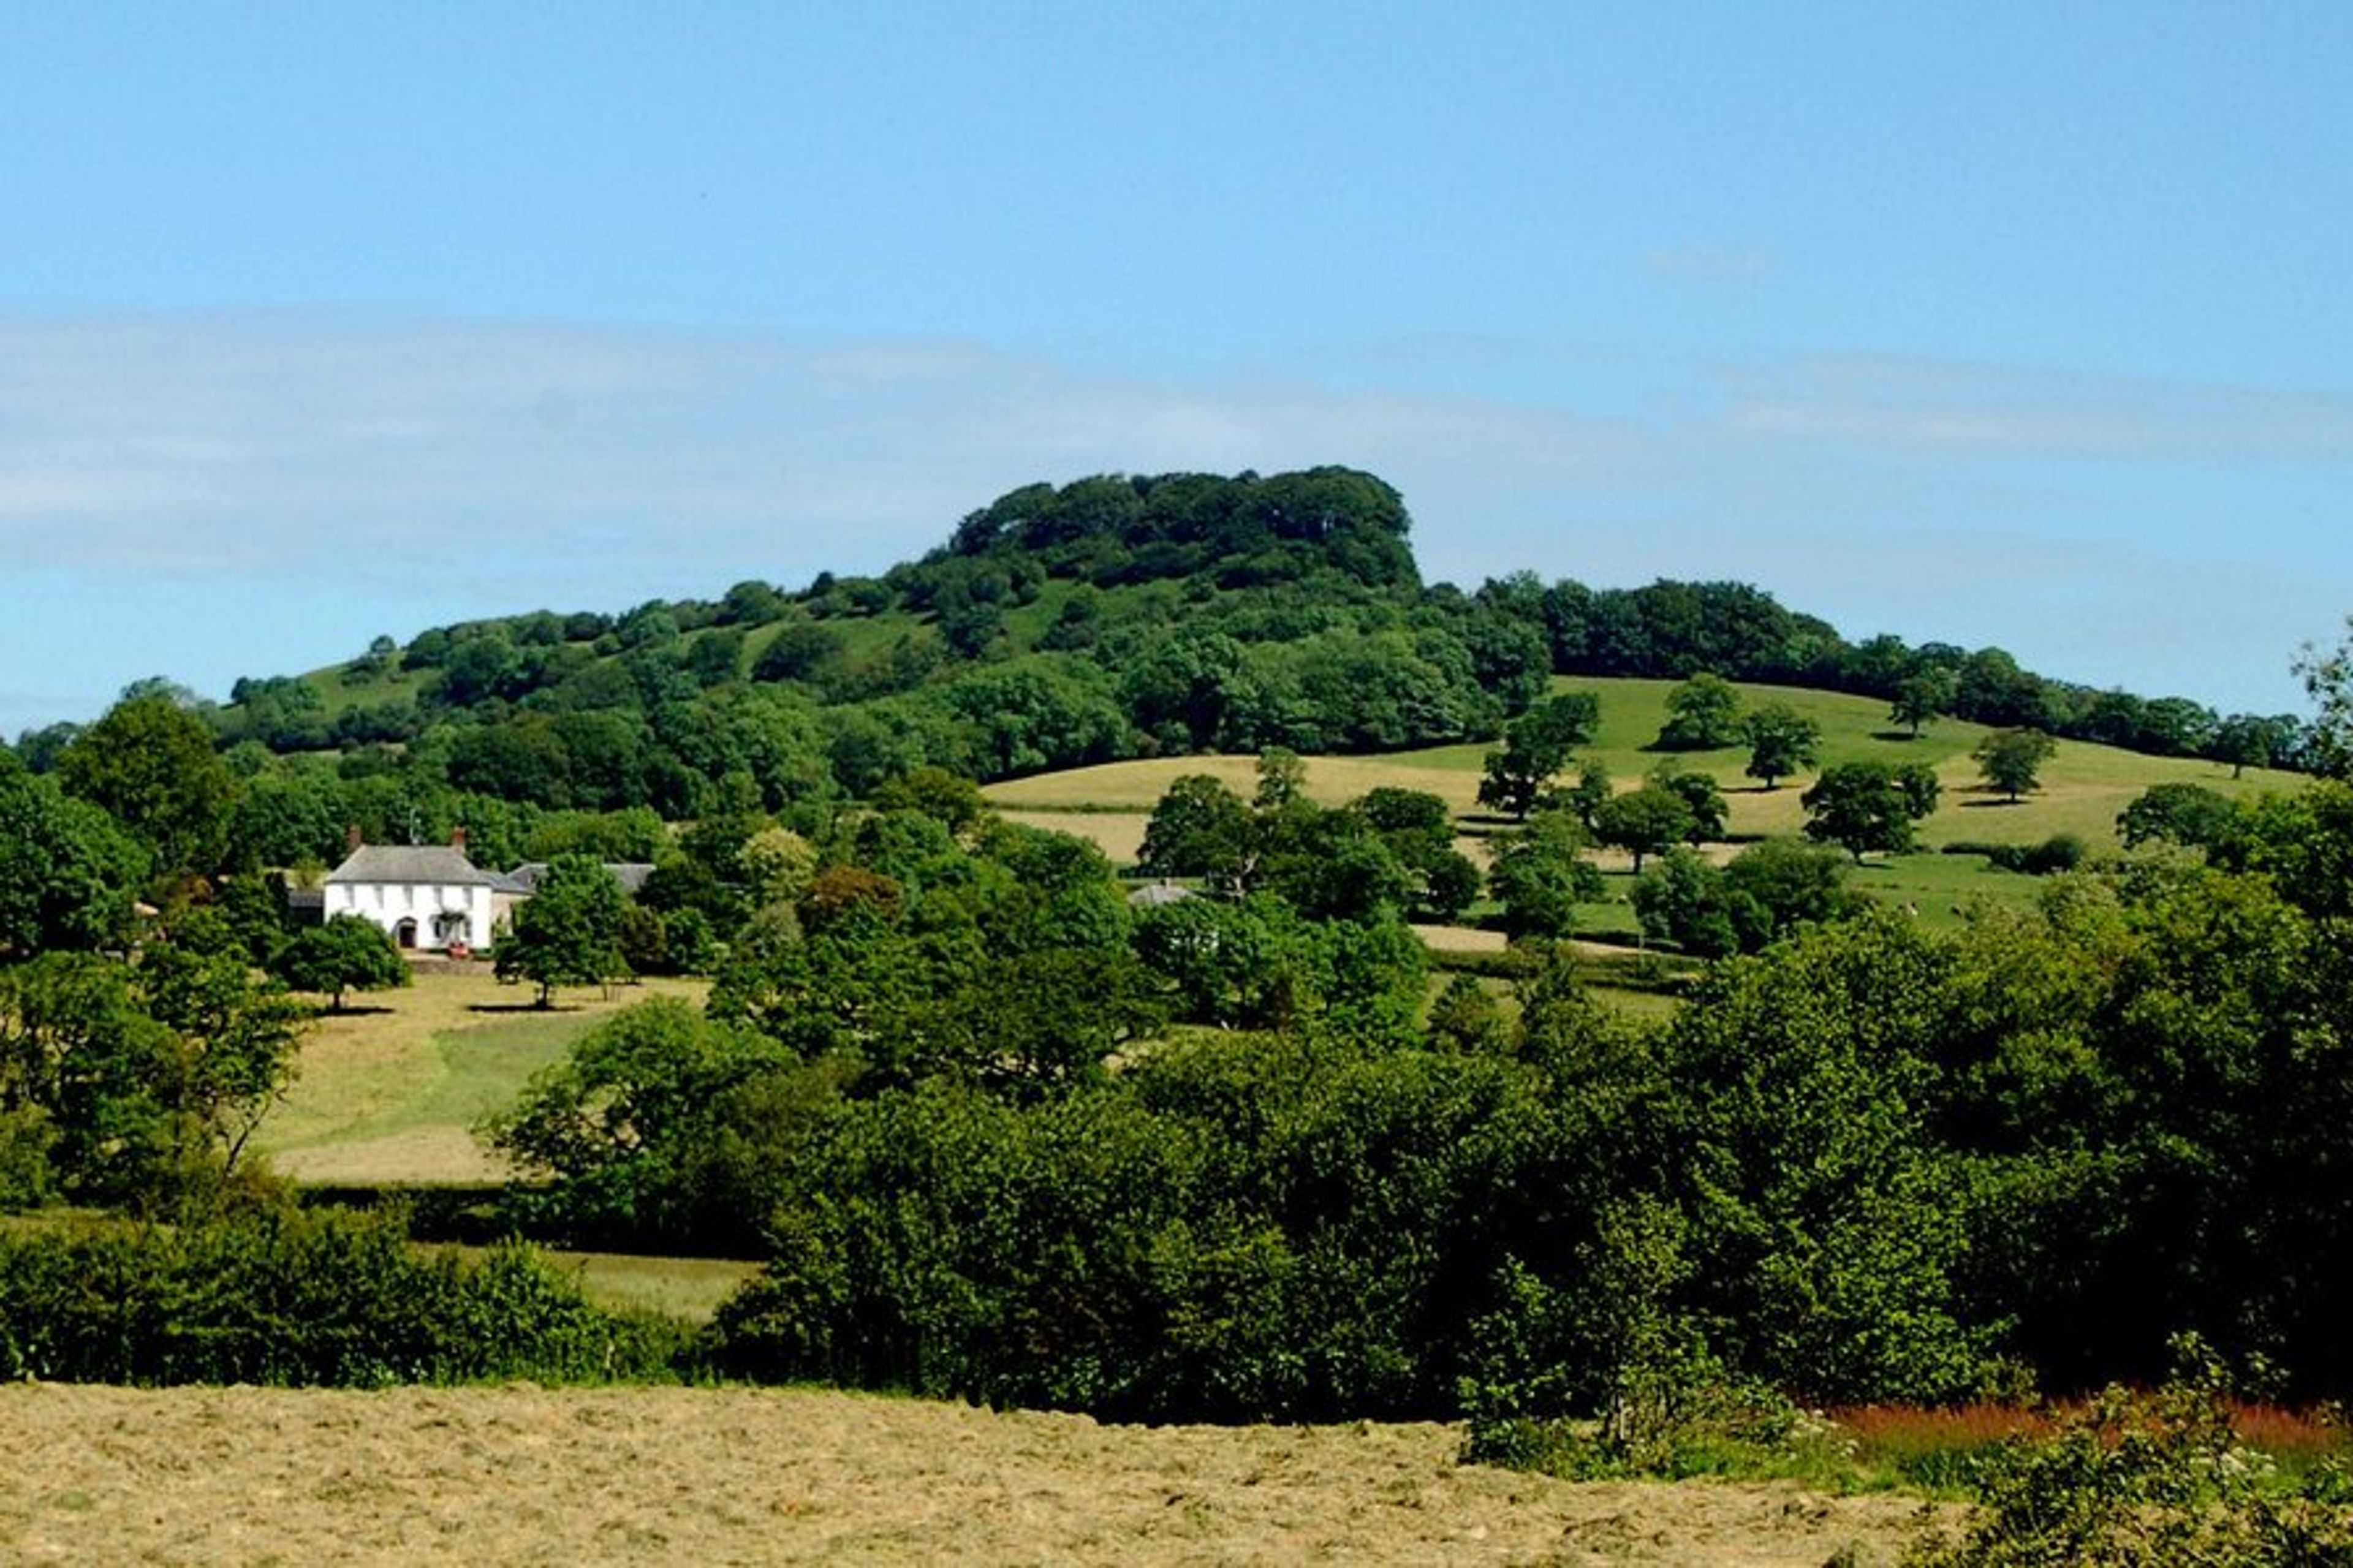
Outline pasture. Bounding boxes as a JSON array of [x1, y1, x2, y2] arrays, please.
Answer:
[[985, 676, 2297, 854], [259, 971, 707, 1186], [985, 676, 2302, 951]]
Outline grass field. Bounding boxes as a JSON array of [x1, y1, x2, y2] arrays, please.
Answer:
[[258, 971, 707, 1186], [984, 676, 2305, 950], [986, 677, 2300, 854]]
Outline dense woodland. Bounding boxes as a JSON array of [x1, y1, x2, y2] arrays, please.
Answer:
[[3, 470, 2352, 1499]]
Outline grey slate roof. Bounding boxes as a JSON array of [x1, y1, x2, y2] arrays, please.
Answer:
[[505, 862, 656, 896], [327, 844, 495, 887]]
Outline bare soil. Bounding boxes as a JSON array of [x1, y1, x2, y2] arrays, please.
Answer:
[[1, 1384, 1940, 1566]]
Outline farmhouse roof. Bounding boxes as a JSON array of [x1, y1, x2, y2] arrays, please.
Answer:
[[505, 862, 656, 896], [327, 844, 495, 887]]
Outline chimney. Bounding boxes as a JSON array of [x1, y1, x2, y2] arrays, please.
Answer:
[[451, 825, 468, 854], [346, 825, 363, 854]]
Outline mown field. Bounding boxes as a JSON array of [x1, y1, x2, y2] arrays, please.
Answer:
[[1, 1383, 1944, 1567], [259, 971, 710, 1187]]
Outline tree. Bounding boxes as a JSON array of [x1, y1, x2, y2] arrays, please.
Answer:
[[2118, 782, 2240, 852], [135, 944, 311, 1173], [1801, 761, 1941, 862], [55, 694, 240, 879], [1889, 668, 1958, 738], [2298, 618, 2353, 778], [1591, 785, 1696, 873], [1138, 775, 1254, 887], [1352, 787, 1480, 923], [496, 855, 628, 1007], [1632, 838, 1861, 956], [1648, 767, 1727, 843], [1632, 847, 1741, 958], [1487, 809, 1606, 939], [1562, 759, 1612, 831], [1654, 673, 1742, 751], [2210, 714, 2275, 779], [1475, 693, 1600, 820], [1719, 839, 1860, 945], [271, 914, 411, 1012], [1973, 728, 2057, 802], [0, 754, 143, 960], [1741, 703, 1821, 789], [1252, 748, 1308, 812]]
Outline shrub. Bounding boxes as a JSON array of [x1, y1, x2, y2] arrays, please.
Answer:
[[0, 1205, 682, 1385], [1939, 836, 2087, 876], [1904, 1341, 2353, 1567]]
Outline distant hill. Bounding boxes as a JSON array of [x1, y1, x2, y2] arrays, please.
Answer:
[[13, 466, 2314, 873]]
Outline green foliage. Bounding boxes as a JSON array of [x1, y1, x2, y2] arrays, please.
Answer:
[[1741, 702, 1822, 789], [484, 997, 817, 1249], [1904, 1341, 2353, 1567], [1974, 729, 2059, 801], [56, 694, 239, 880], [1666, 912, 1993, 1404], [704, 1029, 1579, 1421], [1352, 786, 1480, 922], [271, 913, 411, 1010], [1941, 836, 2088, 876], [495, 854, 628, 1006], [1803, 759, 1942, 860], [0, 948, 311, 1206], [0, 1204, 682, 1385], [1892, 667, 1960, 737], [1654, 672, 1743, 751], [2118, 781, 2239, 850], [2296, 615, 2353, 778], [1632, 847, 1743, 958], [0, 752, 143, 959], [1475, 692, 1602, 819], [1591, 784, 1696, 871], [1138, 774, 1252, 884], [1487, 809, 1607, 939]]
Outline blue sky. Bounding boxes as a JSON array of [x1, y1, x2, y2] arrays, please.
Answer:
[[4, 2, 2349, 734]]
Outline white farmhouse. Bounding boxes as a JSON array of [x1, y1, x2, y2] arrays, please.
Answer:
[[323, 835, 501, 953]]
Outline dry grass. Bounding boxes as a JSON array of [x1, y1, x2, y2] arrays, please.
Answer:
[[0, 1383, 1942, 1566]]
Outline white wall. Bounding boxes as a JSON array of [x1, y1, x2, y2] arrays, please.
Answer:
[[322, 882, 494, 951]]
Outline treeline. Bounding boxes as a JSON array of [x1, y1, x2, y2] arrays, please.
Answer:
[[1476, 572, 2306, 770]]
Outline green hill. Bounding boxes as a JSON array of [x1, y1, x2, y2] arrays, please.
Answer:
[[24, 465, 2311, 887]]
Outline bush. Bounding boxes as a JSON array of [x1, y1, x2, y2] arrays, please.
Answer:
[[1904, 1341, 2353, 1567], [1941, 836, 2088, 876], [0, 1205, 683, 1385]]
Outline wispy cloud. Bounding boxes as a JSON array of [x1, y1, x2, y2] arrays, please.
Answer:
[[0, 311, 2338, 729], [1719, 355, 2353, 458]]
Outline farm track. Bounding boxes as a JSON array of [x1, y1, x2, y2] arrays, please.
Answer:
[[1, 1383, 1942, 1566]]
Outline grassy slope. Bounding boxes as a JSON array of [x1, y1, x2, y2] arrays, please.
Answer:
[[259, 972, 707, 1186], [987, 676, 2298, 843], [986, 676, 2302, 916]]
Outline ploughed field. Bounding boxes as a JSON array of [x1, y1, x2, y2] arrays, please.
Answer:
[[2, 1382, 1940, 1566]]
